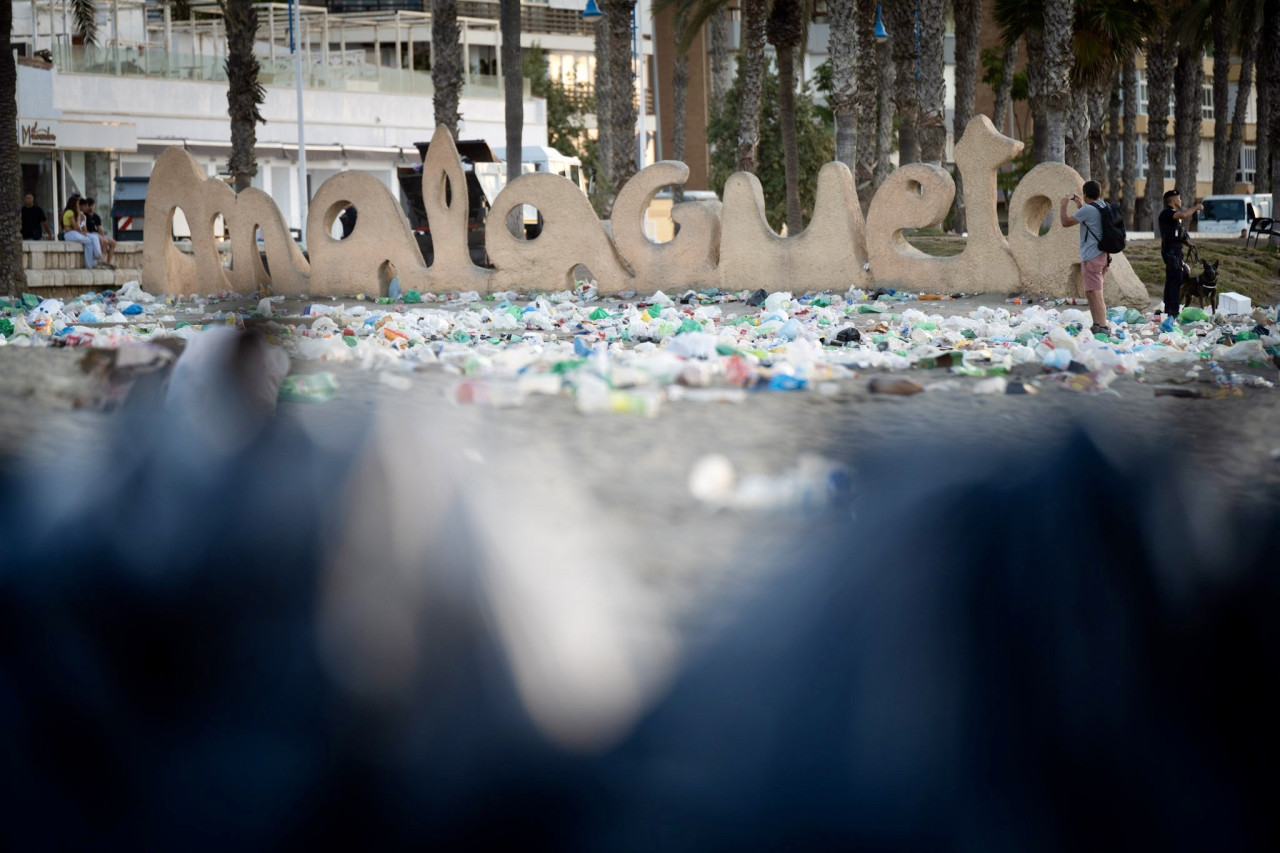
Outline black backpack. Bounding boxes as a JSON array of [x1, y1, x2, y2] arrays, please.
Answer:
[[1088, 200, 1127, 254]]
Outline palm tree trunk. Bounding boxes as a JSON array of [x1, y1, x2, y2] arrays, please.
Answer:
[[827, 0, 858, 174], [1144, 30, 1174, 229], [606, 0, 638, 190], [1106, 82, 1121, 201], [916, 0, 947, 165], [1174, 42, 1203, 203], [777, 43, 802, 232], [1087, 84, 1108, 185], [2, 0, 28, 297], [1122, 57, 1138, 228], [1260, 0, 1280, 192], [1041, 0, 1074, 164], [854, 0, 879, 209], [1223, 23, 1257, 194], [594, 17, 614, 190], [672, 6, 689, 202], [951, 0, 981, 233], [1024, 28, 1049, 162], [501, 0, 523, 187], [991, 38, 1017, 134], [888, 0, 920, 164], [875, 36, 896, 189], [225, 0, 265, 193], [708, 8, 731, 109], [432, 0, 463, 138], [737, 0, 768, 173], [1210, 9, 1232, 193], [1065, 88, 1089, 176]]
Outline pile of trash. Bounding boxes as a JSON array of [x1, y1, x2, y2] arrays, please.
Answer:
[[3, 281, 1278, 412]]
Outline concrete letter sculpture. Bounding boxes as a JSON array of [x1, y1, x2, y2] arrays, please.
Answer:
[[720, 162, 871, 292], [610, 161, 721, 291], [867, 115, 1024, 292], [144, 147, 307, 296], [1007, 162, 1147, 305], [141, 118, 1154, 306]]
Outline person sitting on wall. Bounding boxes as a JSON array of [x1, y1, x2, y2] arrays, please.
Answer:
[[21, 192, 55, 240], [61, 194, 106, 270], [83, 197, 117, 268]]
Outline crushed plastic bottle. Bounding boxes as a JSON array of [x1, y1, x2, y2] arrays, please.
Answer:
[[278, 372, 339, 402]]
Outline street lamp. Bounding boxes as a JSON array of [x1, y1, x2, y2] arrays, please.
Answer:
[[874, 4, 888, 43], [580, 0, 602, 22]]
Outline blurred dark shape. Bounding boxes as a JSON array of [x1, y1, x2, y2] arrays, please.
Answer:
[[2, 343, 1277, 851], [589, 432, 1280, 851]]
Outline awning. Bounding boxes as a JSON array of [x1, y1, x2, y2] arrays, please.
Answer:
[[18, 118, 137, 152], [137, 138, 412, 163]]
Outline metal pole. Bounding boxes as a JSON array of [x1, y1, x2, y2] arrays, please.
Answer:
[[291, 0, 308, 244], [648, 0, 661, 162], [31, 0, 38, 53], [112, 0, 120, 74], [269, 5, 275, 64], [163, 0, 171, 75], [462, 21, 470, 85]]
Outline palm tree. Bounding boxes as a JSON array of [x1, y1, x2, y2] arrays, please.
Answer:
[[1105, 82, 1120, 198], [886, 0, 920, 164], [1121, 57, 1137, 227], [223, 0, 265, 192], [990, 38, 1018, 134], [875, 29, 896, 186], [1171, 9, 1207, 206], [593, 16, 613, 194], [827, 0, 857, 173], [737, 0, 769, 173], [854, 0, 879, 210], [1143, 28, 1175, 229], [671, 3, 691, 201], [604, 0, 639, 191], [1041, 0, 1074, 163], [2, 1, 25, 297], [501, 0, 522, 192], [432, 0, 463, 138], [1264, 3, 1280, 193], [1216, 5, 1257, 194], [708, 8, 731, 107], [915, 0, 945, 165], [951, 0, 983, 234], [766, 0, 806, 233]]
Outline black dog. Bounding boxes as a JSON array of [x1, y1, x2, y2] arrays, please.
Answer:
[[1180, 255, 1219, 314]]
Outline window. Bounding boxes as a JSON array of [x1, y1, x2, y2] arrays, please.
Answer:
[[1202, 81, 1214, 121], [1200, 198, 1245, 222], [1237, 146, 1257, 184]]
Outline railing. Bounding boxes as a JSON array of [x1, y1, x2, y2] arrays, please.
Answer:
[[48, 44, 530, 98], [456, 1, 598, 36]]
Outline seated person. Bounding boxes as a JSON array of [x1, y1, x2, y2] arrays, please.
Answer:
[[83, 197, 117, 267]]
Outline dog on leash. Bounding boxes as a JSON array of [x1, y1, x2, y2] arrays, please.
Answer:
[[1180, 255, 1219, 314]]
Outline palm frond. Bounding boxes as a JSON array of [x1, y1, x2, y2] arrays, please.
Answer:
[[71, 0, 98, 47]]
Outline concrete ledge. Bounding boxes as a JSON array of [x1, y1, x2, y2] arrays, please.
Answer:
[[24, 268, 144, 292], [23, 240, 145, 272]]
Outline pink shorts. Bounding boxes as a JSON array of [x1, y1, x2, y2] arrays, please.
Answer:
[[1082, 253, 1109, 292]]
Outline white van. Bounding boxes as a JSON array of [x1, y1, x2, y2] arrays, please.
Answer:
[[1196, 193, 1273, 237]]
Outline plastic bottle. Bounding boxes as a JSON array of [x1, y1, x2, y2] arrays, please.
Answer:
[[278, 372, 339, 402]]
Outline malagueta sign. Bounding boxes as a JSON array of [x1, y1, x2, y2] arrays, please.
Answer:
[[141, 115, 1147, 305]]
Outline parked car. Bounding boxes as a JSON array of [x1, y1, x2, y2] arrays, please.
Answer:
[[1195, 193, 1273, 237]]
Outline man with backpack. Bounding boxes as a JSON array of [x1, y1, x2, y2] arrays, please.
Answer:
[[1060, 180, 1123, 336]]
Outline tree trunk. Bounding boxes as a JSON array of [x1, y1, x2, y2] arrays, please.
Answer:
[[605, 0, 638, 190], [501, 0, 523, 188], [951, 0, 981, 233], [1209, 9, 1231, 193], [708, 8, 731, 109], [1087, 83, 1108, 185], [1106, 81, 1121, 201], [888, 0, 920, 165], [991, 38, 1017, 134], [767, 0, 805, 234], [1174, 42, 1203, 203], [736, 0, 768, 173], [225, 0, 265, 192], [1041, 0, 1074, 164], [916, 0, 947, 165], [432, 0, 462, 138], [827, 0, 858, 174], [1260, 0, 1280, 192], [1065, 88, 1089, 176], [1223, 22, 1257, 194], [1024, 28, 1049, 163], [2, 0, 27, 297], [875, 36, 896, 191], [1144, 30, 1175, 229], [672, 6, 689, 202], [594, 17, 613, 190], [1122, 57, 1138, 228], [854, 0, 878, 209]]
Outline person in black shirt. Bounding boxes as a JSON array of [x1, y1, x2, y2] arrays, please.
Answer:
[[83, 197, 117, 268], [339, 204, 357, 238], [1157, 189, 1202, 320], [21, 192, 54, 240]]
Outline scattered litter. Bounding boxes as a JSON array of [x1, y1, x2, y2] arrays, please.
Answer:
[[869, 377, 924, 395], [279, 372, 339, 403], [688, 453, 850, 511]]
